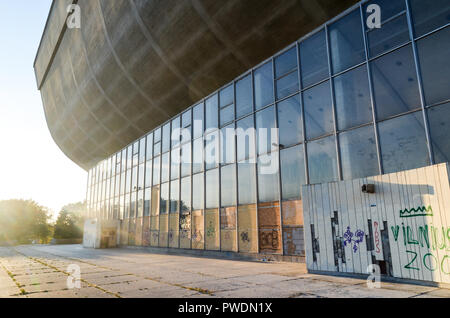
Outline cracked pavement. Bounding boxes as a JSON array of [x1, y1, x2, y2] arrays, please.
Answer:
[[0, 245, 449, 298]]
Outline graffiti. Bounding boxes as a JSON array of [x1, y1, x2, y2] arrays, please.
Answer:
[[180, 230, 190, 240], [343, 227, 365, 253], [391, 224, 449, 250], [260, 230, 279, 250], [168, 231, 174, 243], [400, 206, 433, 218], [240, 232, 250, 243], [192, 230, 203, 242], [374, 221, 381, 254], [403, 250, 449, 274], [206, 221, 216, 238]]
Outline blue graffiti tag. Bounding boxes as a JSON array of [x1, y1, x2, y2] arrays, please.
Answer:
[[343, 227, 365, 253]]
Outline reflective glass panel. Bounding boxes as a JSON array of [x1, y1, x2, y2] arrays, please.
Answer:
[[278, 94, 302, 148], [428, 103, 450, 164], [205, 169, 219, 209], [192, 173, 204, 210], [410, 0, 450, 37], [300, 29, 328, 87], [236, 74, 253, 118], [205, 94, 218, 131], [275, 47, 297, 78], [221, 164, 236, 207], [160, 183, 169, 214], [254, 62, 274, 110], [256, 106, 277, 155], [304, 81, 334, 139], [238, 163, 256, 205], [236, 115, 255, 162], [307, 136, 338, 184], [280, 145, 305, 200], [257, 153, 280, 202], [180, 176, 191, 213]]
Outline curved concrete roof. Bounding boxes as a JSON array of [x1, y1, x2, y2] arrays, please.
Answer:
[[35, 0, 358, 170]]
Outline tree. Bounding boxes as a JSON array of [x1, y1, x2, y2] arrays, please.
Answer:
[[53, 201, 86, 239], [0, 200, 52, 245]]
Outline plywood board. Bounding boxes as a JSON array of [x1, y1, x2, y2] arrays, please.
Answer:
[[159, 214, 169, 247], [135, 217, 143, 246], [179, 212, 191, 249], [205, 209, 220, 251], [169, 214, 179, 248], [282, 200, 303, 226], [283, 226, 304, 256], [142, 217, 151, 246], [238, 205, 258, 253], [192, 210, 204, 250]]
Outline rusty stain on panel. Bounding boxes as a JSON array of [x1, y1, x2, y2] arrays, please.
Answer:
[[282, 200, 303, 226], [258, 202, 282, 254], [283, 226, 304, 256]]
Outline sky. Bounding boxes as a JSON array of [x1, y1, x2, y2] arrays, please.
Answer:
[[0, 0, 87, 220]]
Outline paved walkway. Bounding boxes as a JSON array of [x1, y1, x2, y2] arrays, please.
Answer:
[[0, 245, 448, 298]]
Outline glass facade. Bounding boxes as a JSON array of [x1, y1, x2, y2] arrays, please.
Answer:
[[86, 0, 450, 256]]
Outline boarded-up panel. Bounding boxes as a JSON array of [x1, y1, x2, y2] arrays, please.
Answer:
[[169, 214, 179, 248], [282, 200, 303, 226], [205, 209, 220, 251], [192, 210, 204, 250], [221, 207, 237, 252], [150, 215, 159, 247], [238, 205, 258, 253], [151, 187, 160, 216], [120, 219, 129, 246], [179, 212, 191, 249], [258, 201, 282, 254], [142, 217, 151, 246], [159, 214, 169, 247], [283, 227, 304, 256], [135, 217, 143, 246], [303, 163, 450, 284]]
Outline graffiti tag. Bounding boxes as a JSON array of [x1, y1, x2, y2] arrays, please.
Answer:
[[343, 227, 365, 253]]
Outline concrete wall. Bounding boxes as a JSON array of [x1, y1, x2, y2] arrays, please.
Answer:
[[302, 163, 450, 284], [83, 218, 120, 248]]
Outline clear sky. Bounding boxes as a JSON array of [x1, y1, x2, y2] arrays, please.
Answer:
[[0, 1, 87, 220]]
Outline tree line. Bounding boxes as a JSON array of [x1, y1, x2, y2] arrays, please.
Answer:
[[0, 199, 85, 246]]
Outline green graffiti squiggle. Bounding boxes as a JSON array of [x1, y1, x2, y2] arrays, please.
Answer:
[[400, 206, 433, 218]]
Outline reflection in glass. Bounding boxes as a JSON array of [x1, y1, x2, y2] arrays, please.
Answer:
[[162, 123, 171, 153], [300, 29, 328, 88], [367, 14, 409, 58], [256, 106, 277, 155], [304, 81, 333, 140], [181, 142, 191, 177], [378, 112, 429, 173], [371, 45, 421, 120], [238, 163, 256, 205], [170, 180, 179, 213], [278, 95, 302, 148], [205, 131, 219, 170], [170, 148, 180, 180], [307, 136, 338, 184], [193, 138, 203, 173], [339, 126, 379, 180], [180, 176, 191, 214], [192, 173, 204, 210], [236, 115, 255, 162], [410, 0, 450, 37], [236, 75, 253, 118], [160, 183, 169, 214], [206, 169, 219, 209], [280, 145, 305, 200], [428, 103, 450, 164], [221, 165, 236, 207], [205, 94, 218, 131], [161, 152, 170, 183], [254, 62, 274, 110], [193, 103, 204, 139], [257, 153, 279, 202], [276, 71, 299, 100], [329, 10, 365, 74], [275, 47, 297, 78], [334, 66, 372, 130], [153, 156, 160, 186]]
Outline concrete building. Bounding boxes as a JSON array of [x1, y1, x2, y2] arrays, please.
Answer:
[[35, 0, 450, 284]]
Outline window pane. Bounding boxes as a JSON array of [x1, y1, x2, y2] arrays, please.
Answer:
[[304, 81, 334, 139], [275, 47, 297, 78], [367, 14, 409, 58], [410, 0, 450, 37], [145, 160, 152, 188], [137, 190, 144, 217], [138, 163, 145, 191], [329, 10, 365, 74], [339, 126, 379, 180], [221, 165, 236, 207], [300, 29, 329, 87], [278, 95, 302, 147], [204, 131, 219, 170], [170, 180, 179, 213], [192, 173, 204, 210], [153, 156, 160, 186], [428, 103, 450, 164], [220, 85, 234, 108], [193, 138, 203, 173], [171, 148, 180, 180], [254, 62, 274, 110], [139, 138, 146, 163], [171, 117, 181, 148], [146, 133, 153, 160], [206, 169, 219, 209], [160, 183, 169, 214], [281, 145, 305, 200], [236, 74, 253, 118], [182, 109, 192, 128], [371, 45, 421, 120], [193, 103, 204, 139], [162, 123, 171, 153], [256, 106, 277, 155], [161, 152, 170, 183], [334, 65, 373, 130], [220, 104, 234, 126], [181, 176, 191, 213], [205, 94, 218, 131], [307, 136, 338, 184], [132, 166, 138, 192], [379, 112, 429, 173], [181, 142, 191, 177], [364, 0, 405, 22], [238, 163, 256, 205], [276, 71, 299, 100], [144, 188, 151, 216], [417, 27, 450, 105], [236, 115, 255, 162], [221, 124, 235, 165], [257, 153, 280, 202]]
